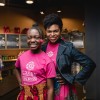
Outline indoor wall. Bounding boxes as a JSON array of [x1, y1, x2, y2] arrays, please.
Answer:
[[85, 3, 99, 100]]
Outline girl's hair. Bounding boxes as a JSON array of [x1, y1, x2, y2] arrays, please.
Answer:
[[43, 13, 63, 31], [28, 23, 44, 39]]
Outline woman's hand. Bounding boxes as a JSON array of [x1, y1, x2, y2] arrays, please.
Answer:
[[56, 74, 66, 85], [18, 51, 24, 57]]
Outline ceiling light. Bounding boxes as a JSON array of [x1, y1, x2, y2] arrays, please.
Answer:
[[57, 10, 61, 13], [26, 0, 33, 4], [0, 0, 5, 6], [40, 11, 44, 15]]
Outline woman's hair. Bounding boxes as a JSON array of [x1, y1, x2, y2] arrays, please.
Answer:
[[43, 13, 63, 31], [28, 23, 44, 39]]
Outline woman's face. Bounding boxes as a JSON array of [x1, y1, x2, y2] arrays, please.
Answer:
[[45, 24, 61, 43], [27, 29, 42, 51]]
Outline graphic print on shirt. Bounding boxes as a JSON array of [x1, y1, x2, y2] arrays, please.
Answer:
[[47, 51, 54, 57], [26, 61, 34, 70], [22, 61, 37, 84]]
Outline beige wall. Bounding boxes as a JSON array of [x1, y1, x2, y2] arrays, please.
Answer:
[[0, 7, 36, 33], [0, 6, 84, 33], [62, 18, 84, 32]]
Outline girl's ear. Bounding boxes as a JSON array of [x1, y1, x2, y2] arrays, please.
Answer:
[[40, 39, 44, 43]]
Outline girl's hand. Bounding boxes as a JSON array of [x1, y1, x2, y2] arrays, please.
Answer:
[[19, 83, 23, 90]]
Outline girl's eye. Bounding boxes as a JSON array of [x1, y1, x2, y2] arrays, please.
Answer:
[[27, 37, 31, 39], [35, 36, 40, 39], [27, 36, 40, 40]]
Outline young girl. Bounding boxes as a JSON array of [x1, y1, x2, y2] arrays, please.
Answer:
[[14, 24, 56, 100]]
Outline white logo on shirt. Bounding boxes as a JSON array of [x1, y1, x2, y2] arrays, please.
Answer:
[[26, 61, 34, 70], [47, 51, 54, 57], [22, 71, 37, 82]]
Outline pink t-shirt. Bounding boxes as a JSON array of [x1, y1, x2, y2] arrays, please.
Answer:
[[46, 42, 77, 99], [46, 42, 59, 67], [15, 50, 56, 85]]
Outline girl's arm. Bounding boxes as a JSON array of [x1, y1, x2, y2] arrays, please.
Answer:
[[13, 68, 22, 89], [47, 78, 54, 100]]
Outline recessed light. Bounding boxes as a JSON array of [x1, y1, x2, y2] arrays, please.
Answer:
[[0, 0, 5, 6], [40, 11, 44, 14], [26, 0, 33, 4], [57, 10, 61, 13]]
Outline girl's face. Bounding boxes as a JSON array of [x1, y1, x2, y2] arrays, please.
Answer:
[[27, 29, 42, 52], [45, 24, 61, 43]]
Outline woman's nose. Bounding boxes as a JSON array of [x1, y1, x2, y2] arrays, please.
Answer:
[[50, 32, 55, 36]]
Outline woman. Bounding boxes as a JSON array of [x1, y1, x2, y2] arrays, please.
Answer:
[[42, 13, 96, 100], [14, 24, 56, 100]]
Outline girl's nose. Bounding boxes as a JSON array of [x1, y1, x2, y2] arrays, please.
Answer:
[[30, 37, 36, 42]]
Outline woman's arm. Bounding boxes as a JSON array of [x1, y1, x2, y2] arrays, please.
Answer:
[[47, 78, 54, 100], [71, 45, 96, 85]]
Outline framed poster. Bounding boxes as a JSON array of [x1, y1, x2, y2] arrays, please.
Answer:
[[61, 33, 70, 41], [69, 31, 85, 48], [20, 34, 28, 48], [7, 34, 19, 49]]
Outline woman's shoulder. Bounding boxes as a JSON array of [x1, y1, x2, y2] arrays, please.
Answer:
[[41, 51, 50, 59], [64, 41, 73, 46], [60, 40, 74, 49], [40, 51, 53, 64]]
